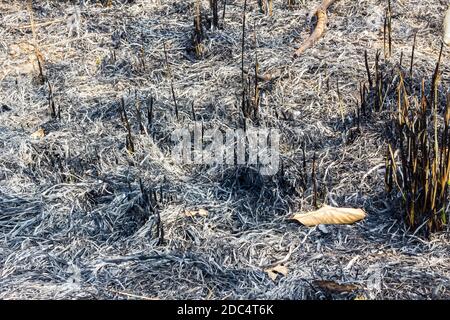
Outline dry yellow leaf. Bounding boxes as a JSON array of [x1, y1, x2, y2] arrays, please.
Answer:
[[265, 265, 288, 281], [184, 208, 208, 217], [31, 128, 45, 139], [354, 295, 367, 300], [292, 205, 366, 226]]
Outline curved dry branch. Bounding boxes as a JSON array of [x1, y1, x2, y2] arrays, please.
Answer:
[[294, 0, 337, 58]]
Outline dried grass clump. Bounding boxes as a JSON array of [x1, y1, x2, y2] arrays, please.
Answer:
[[360, 41, 449, 236], [387, 50, 449, 235]]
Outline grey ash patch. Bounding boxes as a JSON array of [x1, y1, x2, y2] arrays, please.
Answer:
[[0, 0, 448, 299]]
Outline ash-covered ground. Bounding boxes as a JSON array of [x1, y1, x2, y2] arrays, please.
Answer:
[[0, 0, 449, 299]]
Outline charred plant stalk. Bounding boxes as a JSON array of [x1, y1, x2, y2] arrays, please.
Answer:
[[222, 0, 227, 22], [241, 0, 247, 84], [191, 101, 196, 121], [210, 0, 219, 29], [27, 0, 45, 84], [163, 43, 179, 120], [301, 141, 307, 189], [121, 97, 135, 153], [253, 23, 260, 118], [364, 49, 373, 88], [241, 0, 250, 119], [312, 152, 318, 208], [388, 0, 392, 58], [47, 82, 57, 119], [147, 95, 154, 133], [193, 0, 204, 58], [410, 32, 417, 86], [134, 92, 146, 134]]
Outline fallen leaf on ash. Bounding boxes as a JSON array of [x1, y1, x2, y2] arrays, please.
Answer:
[[291, 205, 366, 226], [313, 280, 359, 293], [31, 128, 45, 139], [184, 208, 208, 217], [265, 265, 288, 281]]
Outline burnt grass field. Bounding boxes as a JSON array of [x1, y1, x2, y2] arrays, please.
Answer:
[[0, 0, 449, 299]]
